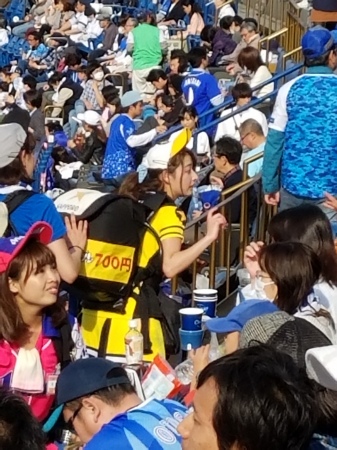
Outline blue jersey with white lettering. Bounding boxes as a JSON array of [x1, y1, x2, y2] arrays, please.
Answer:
[[85, 399, 187, 450], [182, 69, 222, 127], [102, 114, 136, 180]]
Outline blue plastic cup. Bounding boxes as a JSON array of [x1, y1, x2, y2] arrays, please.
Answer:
[[193, 289, 218, 318], [179, 328, 204, 351], [179, 307, 203, 331], [194, 298, 217, 318]]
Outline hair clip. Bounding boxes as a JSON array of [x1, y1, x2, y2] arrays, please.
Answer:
[[137, 164, 148, 183]]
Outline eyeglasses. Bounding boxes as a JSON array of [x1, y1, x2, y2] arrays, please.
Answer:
[[256, 271, 275, 286], [240, 132, 251, 142], [66, 404, 82, 432]]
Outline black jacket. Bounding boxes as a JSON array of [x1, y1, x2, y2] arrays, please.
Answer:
[[72, 132, 105, 165], [165, 0, 185, 22], [223, 167, 257, 225], [60, 79, 83, 123]]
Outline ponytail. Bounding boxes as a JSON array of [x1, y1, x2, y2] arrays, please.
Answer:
[[119, 170, 164, 200], [119, 149, 196, 200]]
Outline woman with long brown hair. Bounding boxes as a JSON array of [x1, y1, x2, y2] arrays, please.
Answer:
[[0, 221, 85, 424], [81, 130, 227, 361]]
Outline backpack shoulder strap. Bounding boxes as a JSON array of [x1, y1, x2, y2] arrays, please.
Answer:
[[53, 319, 74, 370], [3, 190, 36, 215], [141, 192, 172, 219], [3, 190, 37, 236]]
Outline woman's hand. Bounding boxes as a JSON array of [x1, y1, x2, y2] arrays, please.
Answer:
[[67, 138, 76, 149], [65, 215, 88, 251], [205, 208, 227, 242], [243, 241, 264, 279], [324, 192, 337, 212], [156, 125, 167, 134], [226, 63, 235, 73], [190, 344, 210, 373], [210, 175, 224, 189], [189, 344, 210, 389], [192, 210, 202, 220]]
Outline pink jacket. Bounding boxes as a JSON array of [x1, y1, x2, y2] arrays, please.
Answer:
[[0, 314, 86, 427], [0, 333, 59, 421]]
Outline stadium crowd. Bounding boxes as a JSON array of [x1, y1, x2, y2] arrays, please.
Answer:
[[1, 0, 337, 448]]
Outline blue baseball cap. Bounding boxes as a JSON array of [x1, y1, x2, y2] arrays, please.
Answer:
[[301, 27, 335, 59], [205, 300, 279, 334], [121, 90, 143, 108], [0, 221, 52, 273], [43, 358, 131, 432], [331, 29, 337, 45]]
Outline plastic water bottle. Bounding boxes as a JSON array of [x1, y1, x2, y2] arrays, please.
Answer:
[[125, 320, 143, 365], [192, 187, 203, 213], [175, 359, 194, 385], [208, 332, 222, 362]]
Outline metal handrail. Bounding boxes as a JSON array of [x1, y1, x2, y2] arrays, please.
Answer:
[[172, 152, 268, 294], [198, 61, 302, 119], [156, 62, 303, 142], [186, 175, 259, 229], [258, 27, 288, 52], [172, 172, 268, 293]]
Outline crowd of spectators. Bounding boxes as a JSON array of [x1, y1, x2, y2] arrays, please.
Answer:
[[1, 0, 337, 449]]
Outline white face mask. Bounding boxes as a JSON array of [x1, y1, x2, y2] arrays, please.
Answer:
[[93, 71, 104, 82], [253, 277, 275, 300]]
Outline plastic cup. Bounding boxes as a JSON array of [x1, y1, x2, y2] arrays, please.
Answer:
[[179, 328, 204, 351], [193, 289, 218, 318], [179, 307, 204, 331]]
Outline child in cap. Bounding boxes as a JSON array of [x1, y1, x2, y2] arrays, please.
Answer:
[[0, 222, 86, 424]]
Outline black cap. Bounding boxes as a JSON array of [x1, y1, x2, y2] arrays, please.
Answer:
[[43, 358, 131, 433], [56, 358, 130, 406]]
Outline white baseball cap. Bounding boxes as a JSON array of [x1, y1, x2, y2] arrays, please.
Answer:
[[76, 110, 101, 126], [0, 123, 27, 169], [142, 128, 192, 170]]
